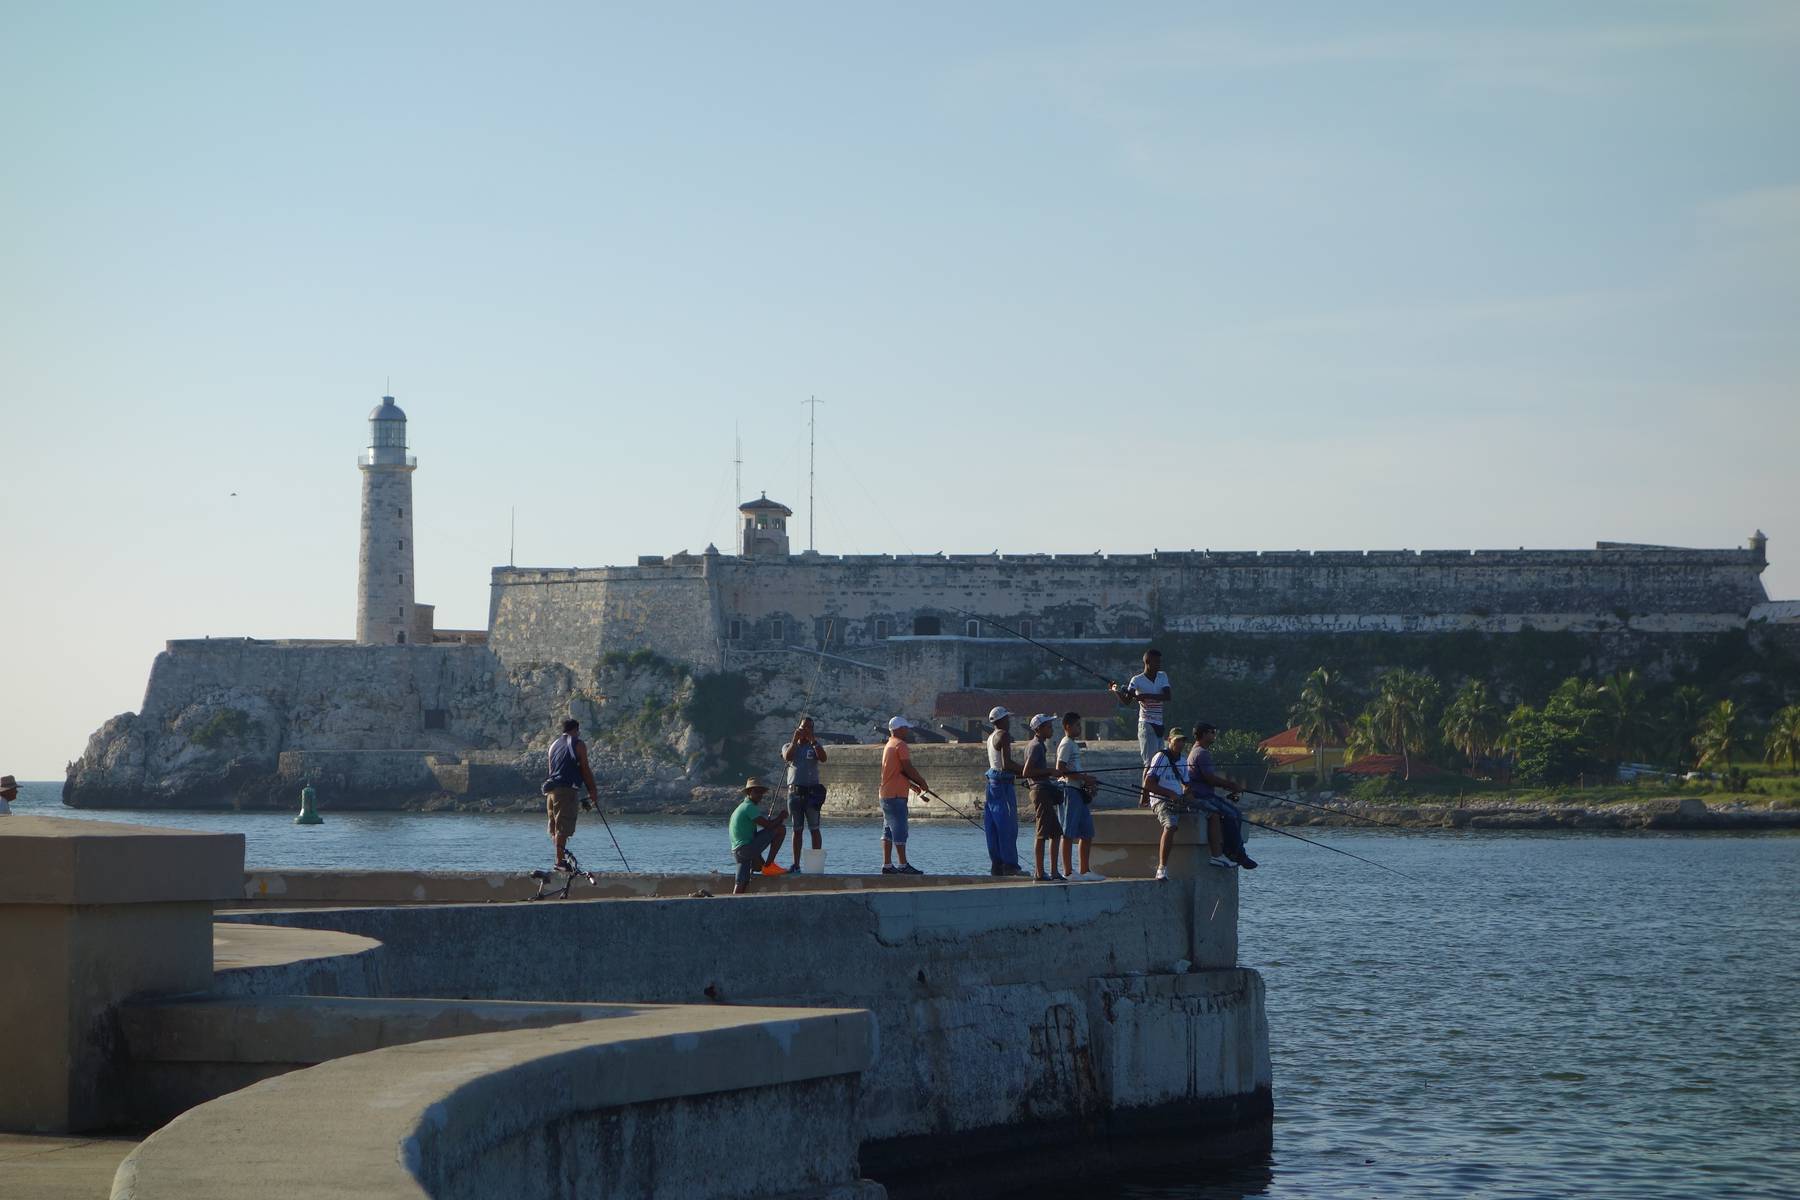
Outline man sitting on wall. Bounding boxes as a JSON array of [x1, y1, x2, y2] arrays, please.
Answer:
[[730, 777, 788, 894]]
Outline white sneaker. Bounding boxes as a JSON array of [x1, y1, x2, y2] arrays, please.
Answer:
[[1208, 855, 1238, 869], [1153, 866, 1168, 881], [1077, 871, 1107, 882]]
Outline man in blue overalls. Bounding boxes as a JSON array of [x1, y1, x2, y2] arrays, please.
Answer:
[[984, 706, 1028, 876]]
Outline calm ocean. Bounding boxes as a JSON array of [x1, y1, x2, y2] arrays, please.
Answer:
[[12, 783, 1799, 1198]]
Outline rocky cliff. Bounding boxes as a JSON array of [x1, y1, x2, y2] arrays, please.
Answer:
[[63, 639, 901, 811]]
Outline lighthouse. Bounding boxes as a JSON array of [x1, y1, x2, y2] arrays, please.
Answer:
[[356, 395, 417, 644]]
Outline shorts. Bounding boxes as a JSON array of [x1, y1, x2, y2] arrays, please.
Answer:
[[1152, 799, 1182, 830], [880, 796, 909, 846], [546, 786, 580, 838], [1060, 784, 1095, 841], [1031, 785, 1063, 840], [787, 784, 826, 832]]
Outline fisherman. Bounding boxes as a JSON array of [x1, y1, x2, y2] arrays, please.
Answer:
[[1112, 648, 1172, 804], [1023, 714, 1064, 881], [879, 716, 929, 876], [1187, 723, 1256, 870], [983, 707, 1028, 876], [782, 715, 829, 872], [1142, 727, 1192, 881], [729, 777, 789, 894], [1055, 712, 1102, 881], [0, 775, 16, 815], [543, 718, 598, 870]]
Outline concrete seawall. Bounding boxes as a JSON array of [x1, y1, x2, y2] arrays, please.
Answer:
[[221, 874, 1269, 1188]]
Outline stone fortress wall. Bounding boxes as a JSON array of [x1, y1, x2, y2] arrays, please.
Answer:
[[487, 538, 1776, 676]]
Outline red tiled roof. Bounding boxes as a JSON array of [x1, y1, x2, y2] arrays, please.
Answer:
[[934, 690, 1119, 720], [1259, 726, 1344, 756], [1336, 754, 1445, 778]]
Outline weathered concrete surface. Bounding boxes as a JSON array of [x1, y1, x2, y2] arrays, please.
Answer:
[[0, 1133, 142, 1200], [112, 1006, 882, 1200], [0, 817, 242, 1133], [119, 995, 650, 1127], [218, 875, 1264, 1167], [237, 867, 1021, 906]]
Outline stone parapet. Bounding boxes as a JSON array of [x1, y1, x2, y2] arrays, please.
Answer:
[[0, 818, 243, 1132]]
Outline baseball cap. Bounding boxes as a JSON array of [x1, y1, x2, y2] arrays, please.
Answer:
[[888, 716, 913, 732], [1029, 713, 1055, 730], [987, 706, 1012, 722]]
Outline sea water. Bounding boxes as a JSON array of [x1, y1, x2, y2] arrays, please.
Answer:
[[11, 783, 1799, 1198]]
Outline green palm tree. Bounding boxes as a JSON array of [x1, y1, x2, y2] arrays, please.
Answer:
[[1693, 699, 1744, 770], [1664, 686, 1708, 769], [1597, 669, 1655, 765], [1763, 704, 1800, 774], [1345, 709, 1384, 763], [1440, 679, 1503, 768], [1288, 667, 1350, 781], [1368, 668, 1441, 780]]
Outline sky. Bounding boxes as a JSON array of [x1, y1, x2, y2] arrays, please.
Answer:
[[2, 1, 1797, 778]]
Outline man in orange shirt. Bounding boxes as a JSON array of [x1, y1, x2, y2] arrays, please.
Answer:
[[879, 716, 931, 875]]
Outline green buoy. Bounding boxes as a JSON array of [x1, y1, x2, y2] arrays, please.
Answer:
[[295, 783, 323, 825]]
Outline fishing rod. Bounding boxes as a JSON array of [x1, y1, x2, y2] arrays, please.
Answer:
[[947, 607, 1121, 691], [921, 788, 986, 832], [1083, 779, 1418, 882], [594, 805, 633, 872], [1238, 788, 1418, 833]]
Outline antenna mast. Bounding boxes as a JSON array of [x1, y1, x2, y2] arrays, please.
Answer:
[[509, 505, 515, 567], [733, 425, 744, 555], [801, 395, 823, 552]]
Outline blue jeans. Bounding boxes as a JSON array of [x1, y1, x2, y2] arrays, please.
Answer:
[[1199, 793, 1248, 859], [983, 771, 1019, 870], [879, 796, 910, 846], [1060, 784, 1095, 842]]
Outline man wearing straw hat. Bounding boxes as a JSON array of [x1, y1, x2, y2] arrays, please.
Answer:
[[0, 776, 16, 815], [729, 777, 789, 894]]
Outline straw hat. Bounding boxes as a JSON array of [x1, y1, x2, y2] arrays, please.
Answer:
[[742, 777, 770, 795]]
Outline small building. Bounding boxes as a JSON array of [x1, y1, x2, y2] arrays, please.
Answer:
[[1259, 727, 1346, 779], [738, 493, 792, 559], [1335, 754, 1445, 780]]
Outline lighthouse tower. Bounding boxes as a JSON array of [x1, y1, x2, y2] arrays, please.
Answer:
[[356, 395, 417, 644]]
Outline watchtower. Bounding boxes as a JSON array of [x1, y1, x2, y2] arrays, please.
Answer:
[[356, 395, 417, 643], [738, 493, 792, 559]]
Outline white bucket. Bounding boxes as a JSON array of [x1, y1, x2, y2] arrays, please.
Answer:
[[801, 847, 827, 875]]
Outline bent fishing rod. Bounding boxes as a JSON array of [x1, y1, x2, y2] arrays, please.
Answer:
[[1083, 778, 1418, 882]]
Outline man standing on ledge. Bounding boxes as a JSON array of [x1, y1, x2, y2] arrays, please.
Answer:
[[544, 719, 597, 870], [880, 716, 929, 875], [782, 716, 829, 872], [1113, 648, 1172, 804], [984, 707, 1028, 876], [0, 775, 15, 815]]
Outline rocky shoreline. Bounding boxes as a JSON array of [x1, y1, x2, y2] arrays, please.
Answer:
[[1242, 795, 1800, 832]]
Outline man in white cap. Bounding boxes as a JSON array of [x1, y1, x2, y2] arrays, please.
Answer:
[[879, 717, 930, 875], [983, 707, 1028, 876], [0, 775, 16, 815], [1023, 714, 1065, 881]]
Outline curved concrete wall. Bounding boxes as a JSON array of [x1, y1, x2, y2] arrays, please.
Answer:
[[113, 1006, 880, 1200]]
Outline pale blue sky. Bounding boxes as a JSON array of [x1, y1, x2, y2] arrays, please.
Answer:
[[3, 2, 1797, 777]]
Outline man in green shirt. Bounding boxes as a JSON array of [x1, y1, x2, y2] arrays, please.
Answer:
[[730, 777, 788, 894]]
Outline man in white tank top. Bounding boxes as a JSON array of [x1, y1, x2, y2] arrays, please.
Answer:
[[983, 707, 1027, 875]]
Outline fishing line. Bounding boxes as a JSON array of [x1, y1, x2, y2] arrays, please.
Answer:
[[1082, 779, 1417, 881], [801, 619, 834, 713], [1240, 788, 1418, 832], [947, 608, 1120, 688], [921, 788, 986, 832]]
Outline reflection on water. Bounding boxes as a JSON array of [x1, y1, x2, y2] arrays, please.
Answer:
[[13, 786, 1800, 1198]]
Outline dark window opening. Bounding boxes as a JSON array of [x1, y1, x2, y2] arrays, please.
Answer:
[[913, 616, 941, 636], [875, 620, 890, 640], [962, 662, 971, 687], [728, 619, 742, 640], [398, 539, 405, 550], [396, 631, 406, 644], [423, 709, 447, 730], [1019, 619, 1033, 639], [1072, 622, 1083, 637], [965, 620, 979, 638]]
